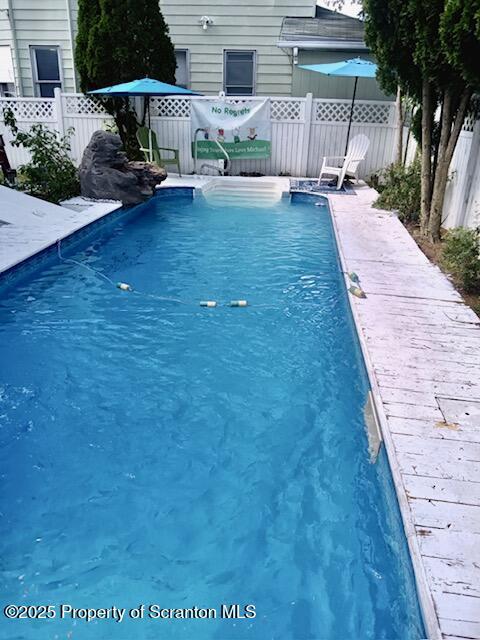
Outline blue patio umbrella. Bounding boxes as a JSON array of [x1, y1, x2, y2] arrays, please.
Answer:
[[88, 77, 201, 98], [89, 77, 201, 125], [89, 77, 202, 159], [299, 58, 378, 154]]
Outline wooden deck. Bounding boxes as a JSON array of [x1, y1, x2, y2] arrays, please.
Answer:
[[329, 186, 480, 640]]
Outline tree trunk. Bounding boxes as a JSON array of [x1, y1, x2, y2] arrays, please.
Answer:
[[114, 101, 142, 161], [101, 96, 142, 160], [420, 80, 433, 235], [428, 87, 472, 242], [395, 85, 404, 165]]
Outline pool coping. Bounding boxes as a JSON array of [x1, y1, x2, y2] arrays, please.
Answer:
[[0, 186, 122, 281], [328, 186, 480, 640], [327, 190, 439, 640]]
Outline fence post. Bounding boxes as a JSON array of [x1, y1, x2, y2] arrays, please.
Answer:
[[459, 118, 480, 228], [54, 88, 65, 137], [299, 93, 313, 177]]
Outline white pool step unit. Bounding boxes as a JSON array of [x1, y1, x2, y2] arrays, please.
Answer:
[[200, 178, 286, 207]]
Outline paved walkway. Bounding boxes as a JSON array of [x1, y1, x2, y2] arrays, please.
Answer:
[[329, 186, 480, 640], [0, 186, 120, 274]]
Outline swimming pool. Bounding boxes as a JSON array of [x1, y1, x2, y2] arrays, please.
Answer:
[[0, 189, 424, 639]]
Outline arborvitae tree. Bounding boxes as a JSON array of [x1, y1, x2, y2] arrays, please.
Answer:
[[75, 0, 176, 158], [364, 0, 480, 241], [441, 0, 480, 89]]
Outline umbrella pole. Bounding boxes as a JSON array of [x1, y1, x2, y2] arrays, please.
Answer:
[[148, 97, 153, 163], [345, 76, 358, 156]]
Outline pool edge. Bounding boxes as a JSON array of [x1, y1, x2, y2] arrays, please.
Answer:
[[327, 191, 441, 640], [0, 199, 124, 288]]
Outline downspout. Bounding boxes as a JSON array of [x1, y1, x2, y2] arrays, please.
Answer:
[[65, 0, 77, 92], [6, 0, 23, 96]]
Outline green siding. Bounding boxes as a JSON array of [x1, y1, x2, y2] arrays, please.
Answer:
[[160, 0, 314, 95], [3, 0, 76, 95], [292, 50, 392, 101], [5, 0, 316, 97]]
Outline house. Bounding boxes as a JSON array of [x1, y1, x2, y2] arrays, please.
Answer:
[[0, 0, 78, 97], [0, 1, 387, 100], [278, 7, 391, 100]]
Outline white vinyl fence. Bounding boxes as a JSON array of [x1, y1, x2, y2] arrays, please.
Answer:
[[442, 113, 480, 229], [0, 90, 397, 180], [401, 107, 480, 230]]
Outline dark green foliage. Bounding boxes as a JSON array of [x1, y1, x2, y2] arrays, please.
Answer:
[[363, 0, 422, 100], [412, 1, 452, 89], [76, 0, 175, 92], [373, 157, 421, 223], [75, 0, 176, 157], [4, 107, 79, 204], [364, 0, 480, 241], [441, 227, 480, 292], [441, 0, 480, 88]]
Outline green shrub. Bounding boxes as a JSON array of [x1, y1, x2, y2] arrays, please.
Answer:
[[14, 125, 80, 204], [441, 227, 480, 293], [3, 107, 79, 204], [373, 157, 421, 223]]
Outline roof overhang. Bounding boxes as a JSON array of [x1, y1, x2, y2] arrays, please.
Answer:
[[277, 40, 368, 51]]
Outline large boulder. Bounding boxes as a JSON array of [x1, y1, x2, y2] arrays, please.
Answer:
[[79, 130, 167, 205]]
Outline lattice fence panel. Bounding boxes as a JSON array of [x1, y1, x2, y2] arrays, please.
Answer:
[[64, 95, 108, 116], [150, 97, 191, 118], [271, 99, 303, 121], [315, 100, 391, 124], [0, 99, 55, 121], [151, 97, 304, 122], [462, 98, 480, 132]]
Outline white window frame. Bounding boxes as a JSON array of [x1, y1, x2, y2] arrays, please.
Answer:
[[174, 48, 190, 89], [223, 50, 256, 96], [30, 45, 63, 97]]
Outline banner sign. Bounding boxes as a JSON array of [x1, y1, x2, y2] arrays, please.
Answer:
[[191, 99, 271, 160]]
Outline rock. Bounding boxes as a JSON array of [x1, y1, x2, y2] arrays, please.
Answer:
[[78, 130, 167, 205]]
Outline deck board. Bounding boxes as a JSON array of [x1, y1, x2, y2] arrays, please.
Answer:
[[329, 186, 480, 639]]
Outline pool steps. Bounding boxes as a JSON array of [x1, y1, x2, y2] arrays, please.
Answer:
[[200, 178, 285, 206]]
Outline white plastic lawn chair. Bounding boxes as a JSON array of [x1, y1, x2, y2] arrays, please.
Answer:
[[318, 134, 370, 190]]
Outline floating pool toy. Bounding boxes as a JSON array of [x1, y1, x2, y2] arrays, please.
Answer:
[[230, 300, 248, 307], [200, 301, 217, 308], [117, 282, 133, 292]]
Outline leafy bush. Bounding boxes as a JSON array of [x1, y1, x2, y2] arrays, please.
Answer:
[[373, 157, 421, 222], [441, 227, 480, 293], [3, 107, 79, 204]]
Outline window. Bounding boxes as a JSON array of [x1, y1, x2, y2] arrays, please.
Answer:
[[175, 49, 189, 88], [31, 46, 62, 97], [0, 46, 15, 95], [0, 83, 15, 98], [224, 50, 255, 96]]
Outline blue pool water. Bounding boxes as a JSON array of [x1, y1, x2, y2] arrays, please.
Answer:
[[0, 192, 424, 639]]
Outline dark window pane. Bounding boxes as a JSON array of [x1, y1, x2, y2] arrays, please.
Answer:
[[39, 82, 61, 97], [225, 86, 254, 96], [35, 48, 60, 81], [227, 52, 253, 63], [175, 50, 188, 88], [226, 62, 252, 85], [225, 52, 253, 86]]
